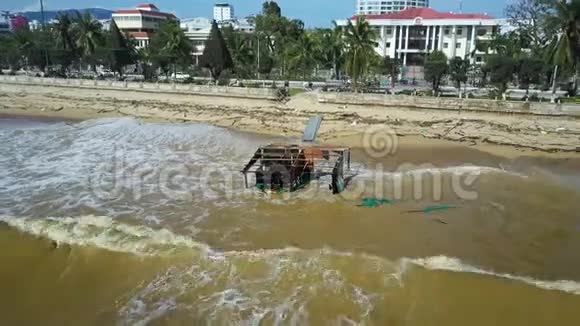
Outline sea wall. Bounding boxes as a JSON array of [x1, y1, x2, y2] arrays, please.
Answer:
[[318, 92, 580, 118], [0, 75, 278, 100]]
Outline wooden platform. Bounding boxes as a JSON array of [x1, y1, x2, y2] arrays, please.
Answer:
[[241, 144, 351, 193]]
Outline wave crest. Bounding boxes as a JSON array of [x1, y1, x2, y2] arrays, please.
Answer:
[[0, 215, 210, 256], [405, 255, 580, 295], [1, 215, 579, 298]]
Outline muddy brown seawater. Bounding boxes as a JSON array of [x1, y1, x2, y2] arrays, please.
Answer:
[[1, 117, 579, 325]]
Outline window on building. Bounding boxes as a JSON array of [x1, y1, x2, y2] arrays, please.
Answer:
[[444, 27, 450, 35], [386, 27, 392, 35], [476, 56, 483, 63], [457, 27, 463, 35], [477, 28, 487, 36], [386, 42, 391, 48], [443, 42, 449, 48], [456, 42, 461, 48]]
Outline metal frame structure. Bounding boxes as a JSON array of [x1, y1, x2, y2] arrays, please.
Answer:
[[241, 144, 351, 193]]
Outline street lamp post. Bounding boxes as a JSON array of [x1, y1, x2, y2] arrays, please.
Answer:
[[257, 35, 260, 80], [40, 0, 45, 25], [551, 65, 559, 104], [40, 0, 49, 73]]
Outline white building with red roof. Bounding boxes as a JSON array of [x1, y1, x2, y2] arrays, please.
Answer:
[[112, 3, 177, 48], [336, 7, 504, 72]]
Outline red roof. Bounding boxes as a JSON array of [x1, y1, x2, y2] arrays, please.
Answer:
[[114, 9, 176, 19], [137, 4, 158, 10], [354, 7, 493, 20], [128, 31, 153, 39]]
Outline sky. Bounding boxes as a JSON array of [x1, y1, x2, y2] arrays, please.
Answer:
[[0, 0, 512, 27]]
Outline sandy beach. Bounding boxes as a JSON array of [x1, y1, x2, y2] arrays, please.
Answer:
[[1, 82, 579, 159]]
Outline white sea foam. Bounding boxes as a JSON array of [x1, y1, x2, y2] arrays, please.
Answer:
[[0, 215, 210, 256], [0, 117, 272, 219], [1, 215, 579, 298], [404, 255, 580, 295], [359, 165, 527, 179], [3, 215, 580, 324]]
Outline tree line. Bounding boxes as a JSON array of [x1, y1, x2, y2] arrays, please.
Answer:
[[0, 1, 397, 87], [0, 0, 577, 96], [0, 10, 193, 79]]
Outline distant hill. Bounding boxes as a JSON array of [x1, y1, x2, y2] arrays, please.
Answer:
[[18, 8, 114, 22]]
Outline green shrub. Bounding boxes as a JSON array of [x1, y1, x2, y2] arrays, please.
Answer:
[[398, 89, 414, 95]]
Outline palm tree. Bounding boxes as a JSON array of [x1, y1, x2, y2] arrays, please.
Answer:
[[0, 35, 17, 71], [137, 47, 155, 81], [311, 24, 344, 80], [52, 12, 76, 73], [74, 11, 104, 71], [289, 33, 315, 79], [53, 12, 75, 51], [343, 17, 378, 91], [545, 0, 580, 98], [12, 29, 34, 69], [222, 26, 254, 78], [329, 22, 345, 79], [151, 20, 193, 79]]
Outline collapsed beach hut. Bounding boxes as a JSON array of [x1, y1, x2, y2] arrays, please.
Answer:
[[241, 116, 351, 194]]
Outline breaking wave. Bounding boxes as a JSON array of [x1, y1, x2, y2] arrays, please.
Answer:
[[403, 256, 580, 295], [0, 118, 277, 220], [1, 215, 578, 298], [0, 215, 210, 256], [359, 165, 528, 179]]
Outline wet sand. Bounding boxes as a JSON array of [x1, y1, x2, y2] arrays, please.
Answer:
[[1, 82, 580, 155]]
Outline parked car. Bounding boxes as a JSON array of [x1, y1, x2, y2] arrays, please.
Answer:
[[171, 72, 189, 80]]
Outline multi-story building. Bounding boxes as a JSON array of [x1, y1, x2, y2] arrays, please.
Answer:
[[357, 0, 429, 15], [181, 17, 213, 63], [337, 7, 502, 75], [181, 17, 254, 63], [112, 3, 177, 48], [213, 3, 234, 22], [29, 18, 59, 31], [0, 14, 28, 33]]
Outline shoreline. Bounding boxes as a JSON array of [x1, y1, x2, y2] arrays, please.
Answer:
[[1, 82, 579, 160], [4, 109, 579, 162]]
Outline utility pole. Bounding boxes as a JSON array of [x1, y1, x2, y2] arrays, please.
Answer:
[[40, 0, 45, 25], [257, 36, 260, 80], [551, 65, 559, 104], [40, 0, 49, 73]]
